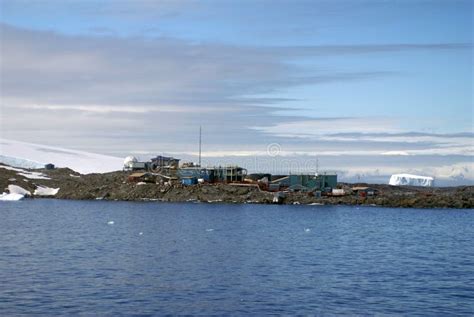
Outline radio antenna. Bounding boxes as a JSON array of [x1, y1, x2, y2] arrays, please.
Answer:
[[199, 126, 202, 167]]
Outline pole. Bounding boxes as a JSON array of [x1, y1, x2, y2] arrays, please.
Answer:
[[199, 126, 202, 167]]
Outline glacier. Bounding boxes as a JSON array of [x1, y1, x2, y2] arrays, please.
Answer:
[[389, 174, 434, 187], [0, 139, 123, 174]]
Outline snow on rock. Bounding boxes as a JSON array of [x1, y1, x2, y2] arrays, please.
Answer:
[[18, 172, 50, 180], [389, 174, 434, 187], [0, 165, 50, 180], [0, 193, 25, 201], [34, 186, 60, 196], [0, 139, 123, 174], [8, 184, 31, 196]]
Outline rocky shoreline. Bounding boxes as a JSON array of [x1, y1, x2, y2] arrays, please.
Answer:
[[1, 165, 473, 208]]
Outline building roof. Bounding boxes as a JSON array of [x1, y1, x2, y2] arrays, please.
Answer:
[[129, 172, 148, 177], [151, 155, 180, 161], [352, 186, 375, 191]]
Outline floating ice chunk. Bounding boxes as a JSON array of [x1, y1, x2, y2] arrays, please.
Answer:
[[304, 228, 311, 232], [206, 229, 214, 232], [139, 232, 143, 236], [8, 184, 31, 196], [34, 185, 59, 196], [107, 221, 114, 225], [0, 193, 25, 201]]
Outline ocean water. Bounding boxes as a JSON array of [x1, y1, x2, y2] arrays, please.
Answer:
[[0, 200, 473, 315]]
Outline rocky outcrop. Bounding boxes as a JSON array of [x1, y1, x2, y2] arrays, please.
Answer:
[[1, 166, 473, 208]]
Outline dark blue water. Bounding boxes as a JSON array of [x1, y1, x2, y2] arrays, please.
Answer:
[[0, 200, 473, 315]]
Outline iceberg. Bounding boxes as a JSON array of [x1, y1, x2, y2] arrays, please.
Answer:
[[389, 174, 434, 187]]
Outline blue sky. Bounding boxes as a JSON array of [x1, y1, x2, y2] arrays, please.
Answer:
[[0, 0, 473, 184]]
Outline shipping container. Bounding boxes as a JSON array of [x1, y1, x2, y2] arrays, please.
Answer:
[[181, 177, 197, 186]]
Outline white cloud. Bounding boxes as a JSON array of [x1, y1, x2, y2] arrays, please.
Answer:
[[253, 117, 402, 137], [16, 104, 232, 114], [381, 151, 410, 156]]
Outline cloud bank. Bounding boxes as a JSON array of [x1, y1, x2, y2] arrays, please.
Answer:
[[0, 22, 472, 185]]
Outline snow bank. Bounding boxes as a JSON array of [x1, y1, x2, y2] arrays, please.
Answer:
[[0, 193, 25, 201], [0, 185, 31, 201], [34, 186, 60, 196], [8, 185, 31, 196], [389, 174, 434, 187], [0, 139, 123, 174]]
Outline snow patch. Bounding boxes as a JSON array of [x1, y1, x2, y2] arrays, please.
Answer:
[[0, 193, 25, 201], [34, 186, 60, 196], [0, 184, 31, 201], [0, 165, 50, 180], [389, 174, 434, 187], [8, 185, 31, 196], [18, 172, 50, 180]]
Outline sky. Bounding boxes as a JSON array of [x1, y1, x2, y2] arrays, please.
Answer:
[[0, 0, 473, 185]]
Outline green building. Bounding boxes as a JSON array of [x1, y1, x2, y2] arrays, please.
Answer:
[[271, 173, 337, 192]]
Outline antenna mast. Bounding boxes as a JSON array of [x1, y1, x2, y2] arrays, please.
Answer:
[[199, 125, 202, 167]]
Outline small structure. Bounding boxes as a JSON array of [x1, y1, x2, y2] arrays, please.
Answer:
[[213, 166, 247, 183], [128, 172, 155, 183], [270, 173, 337, 192], [123, 156, 148, 171], [331, 188, 345, 196], [150, 156, 180, 170], [44, 163, 55, 170], [352, 186, 378, 197], [181, 177, 197, 186], [178, 165, 247, 183], [179, 167, 215, 183]]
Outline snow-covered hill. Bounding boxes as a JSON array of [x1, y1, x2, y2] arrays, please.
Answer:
[[0, 139, 123, 174]]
